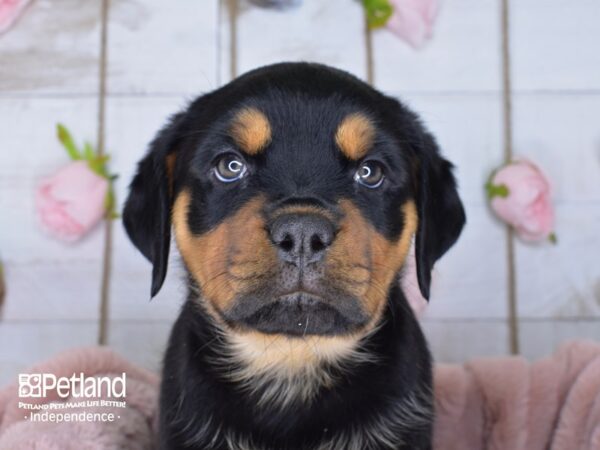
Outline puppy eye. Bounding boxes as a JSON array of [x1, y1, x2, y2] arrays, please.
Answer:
[[354, 161, 385, 188], [214, 154, 247, 182]]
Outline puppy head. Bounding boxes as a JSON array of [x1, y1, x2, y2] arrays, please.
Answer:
[[124, 63, 465, 350]]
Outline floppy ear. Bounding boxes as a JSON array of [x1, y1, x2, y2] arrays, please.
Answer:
[[414, 132, 466, 300], [123, 113, 184, 298]]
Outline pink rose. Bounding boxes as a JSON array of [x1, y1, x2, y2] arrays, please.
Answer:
[[386, 0, 440, 49], [0, 0, 31, 34], [35, 161, 109, 242], [488, 160, 555, 242]]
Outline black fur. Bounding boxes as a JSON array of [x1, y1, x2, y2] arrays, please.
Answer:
[[123, 62, 466, 450]]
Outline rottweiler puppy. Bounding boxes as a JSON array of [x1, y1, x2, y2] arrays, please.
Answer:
[[123, 62, 465, 450]]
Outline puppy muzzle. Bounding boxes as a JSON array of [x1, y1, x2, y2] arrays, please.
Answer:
[[222, 211, 369, 336]]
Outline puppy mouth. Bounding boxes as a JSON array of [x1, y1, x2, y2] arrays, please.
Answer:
[[223, 290, 369, 337]]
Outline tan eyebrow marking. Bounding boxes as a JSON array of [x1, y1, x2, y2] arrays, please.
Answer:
[[230, 107, 272, 155], [335, 113, 375, 160]]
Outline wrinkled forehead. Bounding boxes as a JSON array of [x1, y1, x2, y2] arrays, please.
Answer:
[[181, 90, 413, 209], [218, 94, 385, 164]]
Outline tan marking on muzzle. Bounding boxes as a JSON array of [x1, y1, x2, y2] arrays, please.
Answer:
[[172, 191, 277, 315], [230, 107, 272, 155], [269, 204, 337, 223], [326, 200, 418, 327]]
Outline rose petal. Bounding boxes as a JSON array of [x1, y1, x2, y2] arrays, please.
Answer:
[[386, 0, 440, 49], [490, 159, 554, 242], [0, 0, 32, 34], [35, 161, 109, 242]]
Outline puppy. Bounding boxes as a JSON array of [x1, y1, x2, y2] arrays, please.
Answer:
[[123, 62, 465, 450]]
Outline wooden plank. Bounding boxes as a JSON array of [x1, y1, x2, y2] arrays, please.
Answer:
[[107, 0, 219, 95], [2, 263, 104, 321], [0, 322, 98, 385], [234, 0, 367, 79], [512, 74, 600, 319], [395, 94, 507, 319], [105, 97, 189, 322], [0, 0, 101, 95], [519, 320, 600, 360], [516, 205, 600, 319], [105, 0, 221, 329], [425, 204, 508, 320], [0, 98, 103, 321], [108, 321, 172, 373], [512, 94, 600, 203], [218, 0, 235, 85], [0, 98, 102, 263], [511, 0, 600, 92], [422, 320, 509, 363], [401, 93, 503, 205], [372, 0, 501, 93]]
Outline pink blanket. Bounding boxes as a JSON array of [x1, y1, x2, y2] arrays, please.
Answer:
[[0, 347, 159, 449], [434, 340, 600, 450], [1, 341, 599, 449]]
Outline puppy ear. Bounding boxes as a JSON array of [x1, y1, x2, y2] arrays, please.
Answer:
[[123, 114, 184, 298], [414, 132, 466, 300]]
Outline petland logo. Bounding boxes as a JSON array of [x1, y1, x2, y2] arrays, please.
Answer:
[[19, 373, 126, 399], [18, 373, 127, 423]]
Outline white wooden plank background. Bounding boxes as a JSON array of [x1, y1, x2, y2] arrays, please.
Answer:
[[510, 0, 600, 356], [0, 0, 101, 95], [511, 0, 600, 92], [233, 0, 367, 81], [423, 321, 509, 362], [103, 0, 219, 359], [105, 97, 188, 328], [399, 95, 507, 324], [519, 320, 600, 360], [1, 0, 599, 384], [375, 0, 508, 356], [0, 323, 98, 385], [107, 0, 219, 95], [0, 97, 102, 382], [371, 0, 501, 93]]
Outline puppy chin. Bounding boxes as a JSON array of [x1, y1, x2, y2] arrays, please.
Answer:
[[222, 291, 369, 337]]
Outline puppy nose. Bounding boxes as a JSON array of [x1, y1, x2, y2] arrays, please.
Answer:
[[270, 214, 335, 265]]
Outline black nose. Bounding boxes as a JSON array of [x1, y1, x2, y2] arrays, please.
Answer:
[[270, 213, 335, 265]]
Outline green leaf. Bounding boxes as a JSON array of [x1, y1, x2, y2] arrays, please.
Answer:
[[104, 190, 113, 211], [363, 0, 393, 29], [87, 154, 111, 178], [57, 124, 82, 160], [55, 124, 120, 220], [485, 182, 510, 199], [548, 232, 557, 244], [104, 184, 119, 220], [95, 154, 110, 164], [83, 142, 95, 161]]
